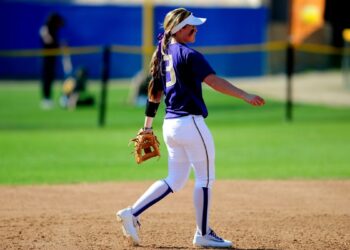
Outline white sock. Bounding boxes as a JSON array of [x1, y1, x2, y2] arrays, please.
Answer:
[[194, 187, 211, 236], [132, 180, 173, 217]]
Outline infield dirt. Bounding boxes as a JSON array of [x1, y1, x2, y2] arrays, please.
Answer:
[[1, 180, 349, 250]]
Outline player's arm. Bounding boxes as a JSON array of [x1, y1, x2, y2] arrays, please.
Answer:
[[39, 26, 53, 44], [203, 74, 265, 106], [143, 90, 163, 130]]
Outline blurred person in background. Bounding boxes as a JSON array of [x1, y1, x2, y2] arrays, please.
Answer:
[[39, 12, 64, 109]]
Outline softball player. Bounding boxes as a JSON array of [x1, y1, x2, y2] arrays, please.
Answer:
[[117, 8, 265, 248]]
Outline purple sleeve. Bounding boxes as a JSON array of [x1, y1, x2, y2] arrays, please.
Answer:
[[187, 50, 216, 82]]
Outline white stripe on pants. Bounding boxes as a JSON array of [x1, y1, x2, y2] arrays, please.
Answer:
[[162, 115, 215, 191]]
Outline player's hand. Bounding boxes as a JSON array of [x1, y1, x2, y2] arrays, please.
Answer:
[[138, 127, 153, 134], [244, 94, 265, 106]]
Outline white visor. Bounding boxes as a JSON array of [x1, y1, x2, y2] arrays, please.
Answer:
[[171, 14, 207, 35]]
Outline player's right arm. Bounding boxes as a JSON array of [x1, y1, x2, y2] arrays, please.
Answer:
[[143, 90, 163, 130], [204, 74, 265, 106]]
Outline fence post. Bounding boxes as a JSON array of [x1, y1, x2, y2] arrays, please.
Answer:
[[343, 29, 350, 90], [98, 46, 111, 127]]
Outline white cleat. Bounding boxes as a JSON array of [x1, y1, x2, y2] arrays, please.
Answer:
[[193, 228, 232, 248], [116, 208, 140, 246]]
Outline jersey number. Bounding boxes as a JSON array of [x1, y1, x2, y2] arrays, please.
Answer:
[[164, 54, 176, 88]]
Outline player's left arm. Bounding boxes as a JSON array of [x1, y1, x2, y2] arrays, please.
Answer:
[[203, 74, 265, 106]]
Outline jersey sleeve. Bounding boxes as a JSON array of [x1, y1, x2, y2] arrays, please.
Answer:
[[187, 50, 216, 82]]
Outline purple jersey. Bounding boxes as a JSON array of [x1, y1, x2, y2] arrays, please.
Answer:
[[160, 43, 215, 119]]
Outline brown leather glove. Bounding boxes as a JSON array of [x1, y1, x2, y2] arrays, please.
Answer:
[[130, 129, 160, 164]]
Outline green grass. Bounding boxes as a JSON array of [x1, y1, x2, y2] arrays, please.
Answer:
[[0, 80, 350, 184]]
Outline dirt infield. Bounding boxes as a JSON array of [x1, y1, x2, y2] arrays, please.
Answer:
[[1, 181, 349, 250]]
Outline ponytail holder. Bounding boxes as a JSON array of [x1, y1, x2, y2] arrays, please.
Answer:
[[156, 32, 164, 59], [157, 32, 164, 41]]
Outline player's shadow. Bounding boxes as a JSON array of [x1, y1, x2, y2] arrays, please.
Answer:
[[234, 248, 279, 250], [138, 245, 279, 250]]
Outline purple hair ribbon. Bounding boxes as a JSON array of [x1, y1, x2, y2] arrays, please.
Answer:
[[156, 32, 164, 59]]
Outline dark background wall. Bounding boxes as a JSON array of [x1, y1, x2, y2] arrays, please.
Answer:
[[0, 2, 268, 79]]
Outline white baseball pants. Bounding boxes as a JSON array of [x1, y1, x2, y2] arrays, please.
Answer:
[[131, 115, 215, 235], [163, 115, 215, 191]]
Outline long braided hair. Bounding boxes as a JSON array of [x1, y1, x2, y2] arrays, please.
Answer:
[[148, 8, 191, 100]]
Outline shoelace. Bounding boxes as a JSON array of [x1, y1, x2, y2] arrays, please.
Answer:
[[209, 230, 224, 241]]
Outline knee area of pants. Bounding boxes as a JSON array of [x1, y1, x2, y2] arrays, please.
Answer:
[[165, 178, 186, 192], [195, 179, 214, 189]]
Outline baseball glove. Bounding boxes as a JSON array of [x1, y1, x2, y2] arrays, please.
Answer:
[[130, 129, 160, 164]]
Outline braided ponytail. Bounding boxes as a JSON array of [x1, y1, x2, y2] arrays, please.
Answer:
[[148, 49, 161, 100], [161, 31, 172, 56]]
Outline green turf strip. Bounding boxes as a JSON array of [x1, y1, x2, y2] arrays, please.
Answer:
[[0, 81, 349, 184]]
